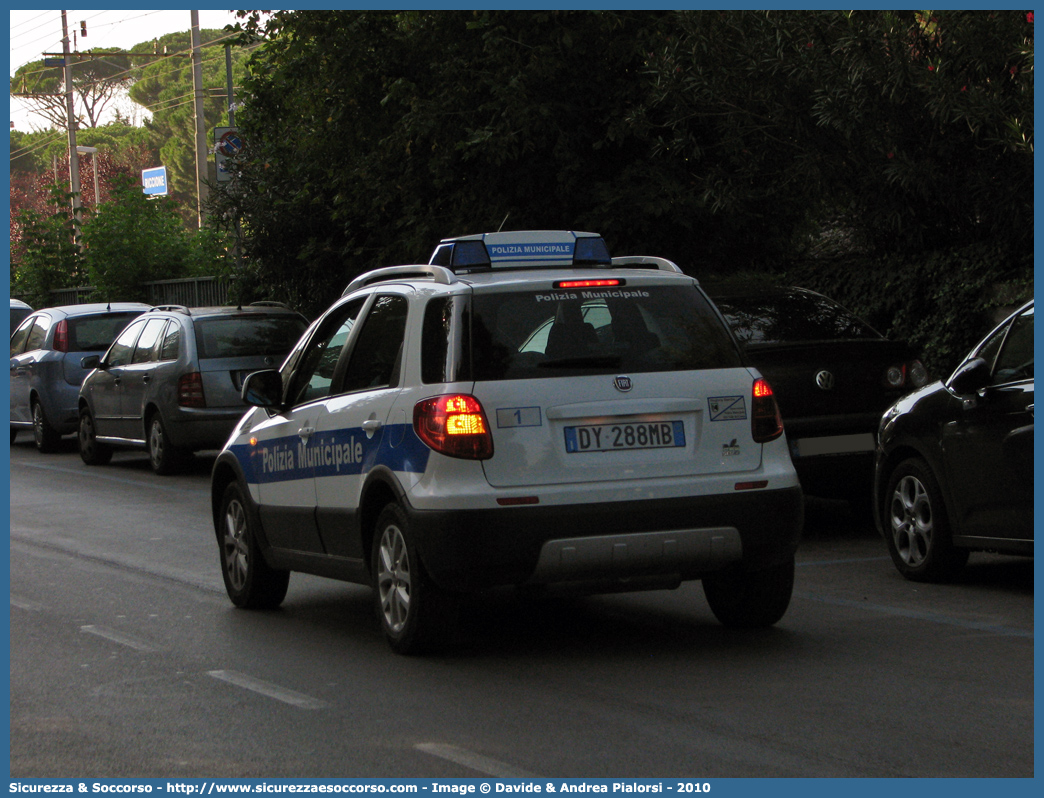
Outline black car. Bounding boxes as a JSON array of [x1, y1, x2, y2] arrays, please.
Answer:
[[873, 300, 1033, 581], [711, 287, 928, 510]]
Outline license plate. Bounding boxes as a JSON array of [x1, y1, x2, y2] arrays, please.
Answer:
[[564, 420, 686, 453], [792, 433, 874, 458]]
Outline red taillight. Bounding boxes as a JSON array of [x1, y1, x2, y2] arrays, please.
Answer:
[[751, 378, 784, 443], [554, 279, 622, 289], [53, 320, 69, 353], [414, 394, 494, 460], [178, 372, 206, 408]]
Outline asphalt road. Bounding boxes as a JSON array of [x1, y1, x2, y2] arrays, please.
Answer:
[[8, 436, 1034, 778]]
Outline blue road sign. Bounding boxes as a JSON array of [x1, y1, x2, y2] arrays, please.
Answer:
[[141, 166, 168, 197]]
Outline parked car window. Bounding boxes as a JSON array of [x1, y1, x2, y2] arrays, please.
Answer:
[[992, 307, 1033, 384], [131, 318, 168, 364], [288, 299, 365, 406], [159, 321, 180, 361], [24, 316, 49, 352], [713, 291, 880, 345], [10, 316, 36, 355], [106, 320, 146, 367], [194, 315, 306, 360], [341, 294, 409, 393], [69, 312, 147, 352]]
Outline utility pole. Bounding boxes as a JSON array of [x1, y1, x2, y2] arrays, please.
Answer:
[[225, 44, 235, 127], [60, 11, 82, 239], [191, 10, 209, 228]]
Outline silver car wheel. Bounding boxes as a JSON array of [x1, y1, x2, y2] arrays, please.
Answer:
[[890, 474, 933, 568], [222, 496, 249, 592], [377, 523, 412, 633], [149, 417, 166, 468]]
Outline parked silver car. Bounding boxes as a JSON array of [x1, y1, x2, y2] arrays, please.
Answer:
[[10, 303, 151, 450], [78, 303, 308, 473]]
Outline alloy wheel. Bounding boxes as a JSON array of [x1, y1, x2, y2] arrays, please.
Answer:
[[890, 474, 933, 568], [223, 497, 249, 592], [377, 524, 412, 633]]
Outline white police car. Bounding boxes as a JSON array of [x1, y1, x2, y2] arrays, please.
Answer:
[[211, 231, 803, 654]]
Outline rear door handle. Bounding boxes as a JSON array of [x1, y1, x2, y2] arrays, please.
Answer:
[[361, 420, 383, 432], [141, 375, 151, 384], [298, 426, 314, 440]]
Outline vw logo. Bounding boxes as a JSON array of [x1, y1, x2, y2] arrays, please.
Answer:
[[815, 370, 836, 391], [264, 356, 274, 367], [614, 375, 633, 392]]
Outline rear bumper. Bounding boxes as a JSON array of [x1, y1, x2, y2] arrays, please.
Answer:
[[784, 413, 880, 499], [407, 487, 804, 593], [167, 406, 246, 451]]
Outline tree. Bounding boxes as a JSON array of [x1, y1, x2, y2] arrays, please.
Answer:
[[82, 177, 233, 303], [128, 30, 253, 219], [212, 10, 681, 316], [647, 10, 1034, 257], [10, 185, 85, 308], [10, 49, 137, 130]]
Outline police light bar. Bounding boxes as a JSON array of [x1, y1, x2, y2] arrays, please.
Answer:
[[429, 230, 611, 271]]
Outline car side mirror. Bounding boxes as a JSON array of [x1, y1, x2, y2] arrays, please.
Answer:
[[242, 369, 283, 408], [949, 357, 991, 396], [80, 355, 102, 370]]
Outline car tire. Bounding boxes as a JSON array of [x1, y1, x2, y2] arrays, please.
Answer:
[[78, 407, 113, 466], [147, 413, 187, 475], [883, 457, 969, 582], [31, 399, 61, 453], [702, 556, 795, 628], [371, 503, 456, 655], [218, 481, 290, 609]]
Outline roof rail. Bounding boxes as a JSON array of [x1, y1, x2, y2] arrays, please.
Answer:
[[343, 264, 458, 296], [610, 256, 684, 275], [149, 304, 191, 315]]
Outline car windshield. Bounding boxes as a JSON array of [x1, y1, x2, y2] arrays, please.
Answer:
[[194, 314, 307, 359], [69, 312, 146, 351], [713, 290, 881, 345], [467, 284, 741, 381]]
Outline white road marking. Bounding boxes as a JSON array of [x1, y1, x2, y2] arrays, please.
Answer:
[[415, 742, 537, 778], [80, 624, 158, 652], [10, 595, 45, 612], [207, 669, 327, 709]]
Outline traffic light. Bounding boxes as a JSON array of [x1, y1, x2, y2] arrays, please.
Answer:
[[80, 21, 87, 37]]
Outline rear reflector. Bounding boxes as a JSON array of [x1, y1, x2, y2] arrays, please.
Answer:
[[497, 496, 540, 506], [735, 481, 769, 491]]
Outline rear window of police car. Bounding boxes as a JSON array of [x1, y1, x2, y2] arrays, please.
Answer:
[[423, 284, 741, 383]]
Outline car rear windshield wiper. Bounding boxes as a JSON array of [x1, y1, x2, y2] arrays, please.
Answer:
[[538, 355, 622, 369]]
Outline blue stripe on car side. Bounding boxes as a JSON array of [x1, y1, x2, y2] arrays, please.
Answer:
[[231, 424, 430, 485]]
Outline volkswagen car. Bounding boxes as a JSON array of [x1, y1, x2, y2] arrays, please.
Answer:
[[711, 287, 927, 512]]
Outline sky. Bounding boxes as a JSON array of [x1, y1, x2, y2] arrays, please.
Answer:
[[9, 9, 243, 132]]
